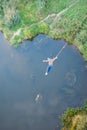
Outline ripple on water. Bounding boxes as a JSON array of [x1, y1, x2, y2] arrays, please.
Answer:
[[65, 70, 77, 87]]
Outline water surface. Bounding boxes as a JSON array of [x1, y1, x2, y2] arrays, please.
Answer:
[[0, 32, 87, 130]]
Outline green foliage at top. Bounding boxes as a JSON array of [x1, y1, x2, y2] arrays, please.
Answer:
[[0, 0, 87, 60], [43, 0, 72, 13]]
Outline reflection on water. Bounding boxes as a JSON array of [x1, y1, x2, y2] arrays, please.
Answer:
[[0, 32, 87, 130], [35, 93, 43, 103]]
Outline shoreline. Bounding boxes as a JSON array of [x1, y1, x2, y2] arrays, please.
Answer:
[[0, 0, 87, 60], [0, 29, 86, 62]]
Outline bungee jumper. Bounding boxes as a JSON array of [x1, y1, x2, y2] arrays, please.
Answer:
[[43, 56, 58, 75], [43, 43, 67, 76]]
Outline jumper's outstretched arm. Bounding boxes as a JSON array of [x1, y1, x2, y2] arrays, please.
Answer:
[[43, 56, 57, 63], [52, 56, 58, 62], [43, 59, 49, 62]]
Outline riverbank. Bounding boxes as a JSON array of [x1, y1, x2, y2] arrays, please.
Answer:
[[0, 0, 87, 60], [61, 101, 87, 130]]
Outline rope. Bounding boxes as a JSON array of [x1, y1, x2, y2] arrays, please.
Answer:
[[56, 42, 67, 58]]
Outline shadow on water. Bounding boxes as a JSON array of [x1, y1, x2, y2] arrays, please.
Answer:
[[0, 32, 87, 130]]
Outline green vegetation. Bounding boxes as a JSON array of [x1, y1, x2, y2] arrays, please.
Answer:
[[61, 100, 87, 130], [0, 0, 87, 60]]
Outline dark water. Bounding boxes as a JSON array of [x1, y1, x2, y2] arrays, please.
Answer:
[[0, 32, 87, 130]]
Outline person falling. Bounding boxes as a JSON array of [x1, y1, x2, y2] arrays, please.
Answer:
[[43, 56, 58, 76], [42, 43, 67, 76]]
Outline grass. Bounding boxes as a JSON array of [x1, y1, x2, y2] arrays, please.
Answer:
[[0, 0, 87, 60]]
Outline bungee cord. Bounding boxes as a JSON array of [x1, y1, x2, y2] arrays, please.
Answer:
[[56, 42, 67, 58]]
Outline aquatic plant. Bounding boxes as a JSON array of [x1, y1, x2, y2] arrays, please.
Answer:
[[61, 101, 87, 130]]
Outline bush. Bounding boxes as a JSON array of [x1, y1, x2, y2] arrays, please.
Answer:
[[1, 0, 21, 28], [3, 8, 21, 28]]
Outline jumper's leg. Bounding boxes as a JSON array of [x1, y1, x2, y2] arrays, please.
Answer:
[[45, 65, 52, 76]]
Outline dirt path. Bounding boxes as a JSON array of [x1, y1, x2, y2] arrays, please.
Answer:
[[40, 0, 78, 24], [11, 0, 79, 41]]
